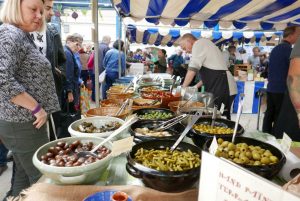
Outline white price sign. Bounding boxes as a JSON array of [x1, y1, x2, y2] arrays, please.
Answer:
[[199, 151, 299, 201]]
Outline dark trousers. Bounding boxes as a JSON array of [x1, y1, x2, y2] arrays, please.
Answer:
[[102, 72, 118, 100], [81, 70, 89, 86], [215, 94, 235, 120], [0, 141, 8, 166], [90, 71, 96, 101], [262, 92, 284, 134]]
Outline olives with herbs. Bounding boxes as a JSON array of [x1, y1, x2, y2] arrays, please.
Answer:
[[138, 111, 173, 120], [215, 138, 279, 166], [39, 140, 111, 167], [193, 124, 234, 134]]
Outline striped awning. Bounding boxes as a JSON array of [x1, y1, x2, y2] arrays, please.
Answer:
[[126, 25, 283, 46], [113, 0, 300, 30]]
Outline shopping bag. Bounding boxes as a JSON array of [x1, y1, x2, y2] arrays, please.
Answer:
[[57, 101, 81, 139], [80, 85, 91, 114], [99, 70, 106, 83]]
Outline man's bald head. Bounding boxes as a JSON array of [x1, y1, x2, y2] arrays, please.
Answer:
[[179, 33, 197, 53]]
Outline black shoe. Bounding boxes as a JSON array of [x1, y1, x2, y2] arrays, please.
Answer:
[[0, 165, 8, 176]]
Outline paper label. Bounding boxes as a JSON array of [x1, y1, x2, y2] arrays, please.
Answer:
[[220, 103, 225, 114], [209, 136, 218, 155], [199, 151, 300, 201], [111, 136, 134, 157], [281, 133, 292, 154]]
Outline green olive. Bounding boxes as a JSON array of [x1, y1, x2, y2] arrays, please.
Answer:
[[261, 157, 271, 165], [227, 143, 236, 151], [269, 155, 278, 163], [252, 153, 261, 160]]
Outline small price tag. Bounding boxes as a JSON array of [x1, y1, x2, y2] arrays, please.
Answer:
[[220, 103, 225, 114], [209, 136, 218, 155], [281, 133, 292, 154]]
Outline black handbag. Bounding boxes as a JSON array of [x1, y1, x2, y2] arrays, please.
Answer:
[[57, 100, 81, 139]]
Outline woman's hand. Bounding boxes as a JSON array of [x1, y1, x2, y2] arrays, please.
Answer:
[[68, 92, 74, 103], [33, 108, 48, 129]]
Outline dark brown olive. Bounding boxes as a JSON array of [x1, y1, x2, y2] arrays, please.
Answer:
[[49, 159, 56, 163], [65, 161, 73, 167], [46, 152, 54, 158], [63, 143, 69, 150], [41, 160, 48, 164], [68, 155, 78, 162], [57, 161, 65, 167], [57, 141, 66, 148], [65, 148, 71, 154], [75, 147, 83, 153], [55, 146, 62, 152], [72, 140, 80, 147], [48, 147, 58, 155], [55, 155, 62, 160], [77, 157, 85, 163], [41, 155, 48, 161], [73, 161, 82, 166], [58, 150, 65, 156]]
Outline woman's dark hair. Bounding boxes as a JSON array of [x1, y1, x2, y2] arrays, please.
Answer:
[[113, 39, 124, 50]]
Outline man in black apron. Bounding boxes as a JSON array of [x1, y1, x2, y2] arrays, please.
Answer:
[[179, 34, 237, 119]]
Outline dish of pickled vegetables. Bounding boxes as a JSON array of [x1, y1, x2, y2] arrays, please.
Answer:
[[215, 138, 279, 166], [193, 124, 234, 134], [138, 111, 174, 120], [134, 127, 172, 137], [134, 148, 201, 171], [76, 121, 122, 133]]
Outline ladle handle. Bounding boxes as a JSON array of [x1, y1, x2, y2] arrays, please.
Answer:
[[90, 115, 138, 153]]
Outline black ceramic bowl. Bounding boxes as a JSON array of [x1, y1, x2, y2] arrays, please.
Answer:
[[130, 120, 185, 142], [203, 136, 286, 179], [126, 140, 201, 192], [189, 117, 244, 148], [132, 108, 175, 121]]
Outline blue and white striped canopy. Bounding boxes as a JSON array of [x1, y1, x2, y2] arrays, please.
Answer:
[[114, 0, 300, 30], [126, 25, 283, 46]]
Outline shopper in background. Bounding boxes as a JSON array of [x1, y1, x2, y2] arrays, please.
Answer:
[[154, 49, 167, 73], [102, 40, 126, 99], [247, 46, 261, 68], [30, 0, 66, 140], [79, 45, 92, 86], [168, 49, 185, 78], [0, 0, 60, 197], [63, 33, 83, 113], [87, 35, 111, 101], [263, 26, 300, 135], [179, 33, 237, 120]]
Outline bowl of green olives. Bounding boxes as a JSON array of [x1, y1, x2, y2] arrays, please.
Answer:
[[132, 108, 175, 121], [189, 118, 244, 148], [126, 140, 201, 192], [203, 137, 286, 179]]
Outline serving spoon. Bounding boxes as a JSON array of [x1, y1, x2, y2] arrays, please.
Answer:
[[77, 115, 138, 158], [170, 111, 202, 152]]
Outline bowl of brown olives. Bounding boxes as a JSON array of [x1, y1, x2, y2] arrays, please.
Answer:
[[33, 137, 113, 184], [203, 137, 286, 179]]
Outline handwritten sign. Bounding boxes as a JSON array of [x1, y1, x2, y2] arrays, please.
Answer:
[[198, 151, 299, 201]]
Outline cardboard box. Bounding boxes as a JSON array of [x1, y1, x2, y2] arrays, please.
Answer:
[[234, 64, 251, 76]]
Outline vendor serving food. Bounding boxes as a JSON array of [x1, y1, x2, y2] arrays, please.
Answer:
[[179, 34, 237, 120]]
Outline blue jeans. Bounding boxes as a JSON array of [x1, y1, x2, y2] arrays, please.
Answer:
[[0, 142, 8, 166], [102, 72, 118, 99]]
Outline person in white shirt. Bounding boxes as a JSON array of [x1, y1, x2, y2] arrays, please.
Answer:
[[179, 33, 237, 119], [247, 46, 261, 68]]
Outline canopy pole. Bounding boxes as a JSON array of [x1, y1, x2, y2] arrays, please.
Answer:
[[92, 0, 100, 107], [118, 16, 122, 78], [124, 25, 127, 60]]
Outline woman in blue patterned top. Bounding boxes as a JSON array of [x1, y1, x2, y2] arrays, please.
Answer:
[[0, 0, 60, 197]]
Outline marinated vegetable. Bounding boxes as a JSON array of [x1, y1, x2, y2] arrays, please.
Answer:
[[138, 111, 173, 120], [193, 124, 233, 134], [76, 121, 121, 133], [134, 148, 201, 171], [134, 127, 172, 137], [215, 138, 279, 166], [39, 140, 111, 167]]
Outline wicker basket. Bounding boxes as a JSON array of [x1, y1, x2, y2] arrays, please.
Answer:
[[168, 101, 205, 112], [131, 98, 161, 110], [86, 107, 129, 119], [100, 99, 123, 107]]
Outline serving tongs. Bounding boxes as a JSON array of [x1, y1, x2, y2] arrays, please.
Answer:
[[153, 114, 188, 131], [77, 115, 138, 158], [232, 94, 244, 144], [115, 99, 130, 116], [210, 105, 218, 127], [170, 111, 203, 152]]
